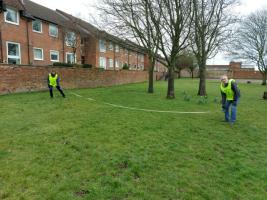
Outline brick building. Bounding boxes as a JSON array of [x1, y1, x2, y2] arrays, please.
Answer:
[[0, 0, 166, 71], [206, 62, 262, 79]]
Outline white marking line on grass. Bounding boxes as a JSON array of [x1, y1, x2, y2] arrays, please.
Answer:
[[71, 92, 209, 114], [71, 92, 83, 98]]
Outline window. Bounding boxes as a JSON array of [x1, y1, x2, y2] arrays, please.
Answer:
[[49, 24, 58, 37], [6, 42, 21, 64], [125, 49, 128, 55], [4, 7, 19, 25], [50, 50, 59, 62], [264, 55, 267, 65], [108, 58, 113, 68], [99, 57, 106, 69], [115, 45, 120, 53], [33, 48, 43, 60], [99, 39, 106, 52], [108, 42, 113, 51], [115, 59, 120, 68], [139, 54, 144, 62], [32, 19, 42, 33], [66, 53, 75, 64], [65, 31, 76, 47]]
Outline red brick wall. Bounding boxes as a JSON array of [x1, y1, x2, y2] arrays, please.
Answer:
[[0, 12, 82, 66], [1, 13, 29, 64], [233, 70, 262, 79], [0, 65, 149, 95]]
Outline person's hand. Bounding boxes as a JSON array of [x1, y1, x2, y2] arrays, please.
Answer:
[[232, 101, 237, 106]]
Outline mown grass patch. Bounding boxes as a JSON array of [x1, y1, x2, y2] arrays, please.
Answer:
[[0, 79, 266, 200]]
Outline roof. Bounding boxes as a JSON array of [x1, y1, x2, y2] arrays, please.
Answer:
[[3, 0, 25, 10], [3, 0, 147, 54], [23, 0, 67, 25], [56, 9, 146, 53]]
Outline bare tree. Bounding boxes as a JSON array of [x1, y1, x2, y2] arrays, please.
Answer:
[[98, 0, 161, 93], [150, 0, 193, 98], [191, 0, 238, 96], [99, 0, 193, 98], [61, 20, 84, 64], [230, 9, 267, 85]]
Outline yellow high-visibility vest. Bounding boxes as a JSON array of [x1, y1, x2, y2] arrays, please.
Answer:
[[49, 74, 58, 87], [220, 79, 234, 100]]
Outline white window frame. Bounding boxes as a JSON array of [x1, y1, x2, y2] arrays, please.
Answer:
[[108, 42, 113, 51], [99, 39, 106, 53], [6, 41, 21, 64], [115, 59, 120, 68], [49, 24, 58, 37], [108, 58, 113, 68], [4, 7, 19, 25], [139, 54, 144, 62], [32, 19, 42, 33], [99, 57, 106, 69], [33, 48, 44, 61], [65, 31, 76, 47], [115, 45, 120, 53], [50, 50, 59, 62], [66, 52, 76, 64]]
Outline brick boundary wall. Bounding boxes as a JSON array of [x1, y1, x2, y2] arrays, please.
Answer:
[[0, 65, 151, 95], [232, 70, 262, 79]]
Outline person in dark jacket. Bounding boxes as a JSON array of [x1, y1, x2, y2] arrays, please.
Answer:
[[47, 71, 65, 98], [220, 75, 240, 124]]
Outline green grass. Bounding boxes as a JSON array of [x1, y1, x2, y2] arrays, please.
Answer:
[[0, 79, 267, 200]]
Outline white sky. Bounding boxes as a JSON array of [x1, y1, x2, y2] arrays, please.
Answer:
[[30, 0, 267, 65]]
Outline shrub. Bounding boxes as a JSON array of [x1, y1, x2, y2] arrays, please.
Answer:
[[52, 62, 92, 68], [122, 63, 129, 70], [98, 67, 105, 72], [82, 64, 92, 68], [53, 62, 73, 67]]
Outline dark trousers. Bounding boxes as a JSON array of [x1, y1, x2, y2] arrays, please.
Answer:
[[49, 85, 65, 98]]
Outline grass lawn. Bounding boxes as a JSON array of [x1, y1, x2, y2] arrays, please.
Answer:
[[0, 79, 267, 200]]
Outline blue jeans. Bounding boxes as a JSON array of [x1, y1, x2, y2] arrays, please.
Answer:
[[224, 100, 238, 122]]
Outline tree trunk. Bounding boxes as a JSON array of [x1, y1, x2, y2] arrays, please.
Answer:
[[263, 92, 267, 100], [191, 70, 194, 79], [147, 56, 154, 93], [198, 63, 207, 96], [167, 67, 175, 99], [178, 70, 181, 78], [148, 66, 154, 93], [261, 73, 267, 85]]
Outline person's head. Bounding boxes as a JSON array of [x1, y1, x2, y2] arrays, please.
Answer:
[[220, 75, 228, 84], [51, 70, 56, 77]]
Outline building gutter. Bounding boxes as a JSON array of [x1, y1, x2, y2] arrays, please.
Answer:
[[26, 20, 31, 64], [0, 30, 3, 63]]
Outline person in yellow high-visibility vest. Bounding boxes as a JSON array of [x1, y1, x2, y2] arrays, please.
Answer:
[[47, 71, 65, 98], [220, 75, 240, 125]]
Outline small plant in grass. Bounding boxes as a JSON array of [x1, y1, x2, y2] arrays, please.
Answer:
[[183, 94, 191, 101], [181, 90, 187, 96], [213, 97, 219, 103], [197, 96, 208, 104]]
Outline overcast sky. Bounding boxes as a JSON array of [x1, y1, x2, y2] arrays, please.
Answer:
[[30, 0, 267, 65]]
